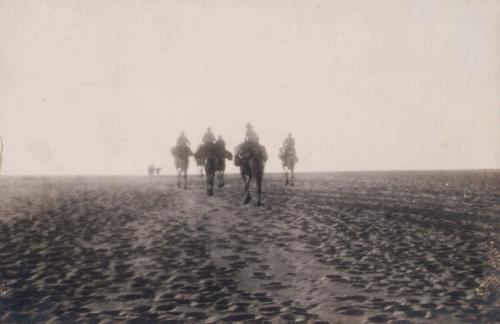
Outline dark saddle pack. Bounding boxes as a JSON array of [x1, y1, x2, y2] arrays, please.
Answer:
[[279, 147, 298, 163], [196, 143, 232, 164], [235, 142, 268, 167], [172, 145, 193, 159]]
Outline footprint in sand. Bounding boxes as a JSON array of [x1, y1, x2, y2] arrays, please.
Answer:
[[184, 311, 208, 320], [261, 281, 287, 291], [335, 306, 365, 316], [221, 313, 255, 322], [335, 295, 368, 302], [259, 305, 281, 315]]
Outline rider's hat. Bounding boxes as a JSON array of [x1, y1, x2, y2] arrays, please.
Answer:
[[246, 123, 252, 129]]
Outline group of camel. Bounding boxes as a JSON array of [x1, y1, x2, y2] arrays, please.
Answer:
[[172, 142, 296, 206], [0, 133, 294, 206], [0, 133, 294, 207]]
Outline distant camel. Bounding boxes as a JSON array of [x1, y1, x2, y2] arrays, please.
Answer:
[[236, 144, 266, 206], [197, 144, 232, 196], [280, 148, 297, 186], [148, 165, 162, 175], [216, 150, 232, 188], [171, 146, 193, 189]]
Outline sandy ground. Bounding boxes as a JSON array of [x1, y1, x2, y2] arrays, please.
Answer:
[[0, 171, 498, 323]]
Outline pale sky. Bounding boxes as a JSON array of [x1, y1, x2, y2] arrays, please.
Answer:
[[0, 0, 499, 175]]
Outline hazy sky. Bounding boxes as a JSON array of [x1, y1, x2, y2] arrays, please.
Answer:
[[0, 0, 499, 175]]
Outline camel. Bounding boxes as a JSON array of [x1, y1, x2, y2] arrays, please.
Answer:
[[215, 150, 232, 188], [195, 144, 232, 196], [280, 147, 297, 186], [171, 146, 193, 189], [236, 143, 266, 206], [148, 165, 162, 175]]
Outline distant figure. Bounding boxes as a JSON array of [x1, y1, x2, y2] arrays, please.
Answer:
[[279, 132, 298, 186], [197, 127, 217, 164], [235, 123, 267, 167], [215, 135, 231, 159], [216, 135, 226, 152], [176, 131, 191, 148], [202, 127, 216, 145], [195, 134, 232, 196], [283, 132, 295, 151], [244, 123, 259, 143], [148, 165, 163, 175], [235, 123, 267, 205], [172, 132, 194, 189]]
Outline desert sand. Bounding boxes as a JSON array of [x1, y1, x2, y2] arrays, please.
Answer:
[[0, 171, 498, 323]]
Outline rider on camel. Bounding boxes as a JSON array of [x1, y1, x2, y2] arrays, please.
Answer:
[[216, 135, 226, 154], [283, 132, 295, 150], [216, 135, 226, 149], [202, 127, 216, 145], [177, 131, 190, 148], [235, 123, 267, 166], [197, 127, 216, 161], [216, 135, 233, 161], [244, 123, 260, 144], [281, 132, 298, 162], [173, 131, 192, 157]]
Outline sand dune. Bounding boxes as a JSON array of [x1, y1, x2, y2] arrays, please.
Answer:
[[0, 172, 498, 323]]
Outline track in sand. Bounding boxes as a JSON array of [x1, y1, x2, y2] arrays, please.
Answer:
[[0, 171, 498, 323]]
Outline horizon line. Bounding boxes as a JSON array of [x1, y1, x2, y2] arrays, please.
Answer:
[[1, 168, 499, 177]]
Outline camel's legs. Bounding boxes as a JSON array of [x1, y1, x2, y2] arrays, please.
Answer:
[[256, 174, 262, 206], [207, 170, 214, 196], [183, 169, 188, 190], [177, 169, 182, 189], [284, 168, 289, 186], [242, 174, 252, 204], [290, 168, 295, 186], [218, 171, 225, 188]]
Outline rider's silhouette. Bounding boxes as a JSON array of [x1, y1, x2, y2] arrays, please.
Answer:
[[202, 127, 216, 145], [176, 132, 190, 147]]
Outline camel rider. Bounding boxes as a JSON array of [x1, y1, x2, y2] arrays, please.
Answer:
[[177, 131, 190, 148], [244, 123, 259, 143], [174, 131, 192, 157], [282, 132, 298, 162], [283, 133, 295, 151], [215, 135, 225, 154], [199, 127, 216, 160], [236, 123, 267, 163], [202, 127, 216, 145], [216, 135, 226, 148]]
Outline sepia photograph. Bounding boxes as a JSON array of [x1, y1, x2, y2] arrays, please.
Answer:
[[0, 0, 499, 323]]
